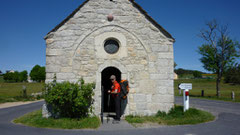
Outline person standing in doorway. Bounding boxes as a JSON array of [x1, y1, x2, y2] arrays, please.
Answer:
[[108, 75, 121, 124]]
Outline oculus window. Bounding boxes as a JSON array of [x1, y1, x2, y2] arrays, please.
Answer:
[[104, 39, 120, 54]]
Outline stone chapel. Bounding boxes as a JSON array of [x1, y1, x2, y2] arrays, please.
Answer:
[[44, 0, 175, 116]]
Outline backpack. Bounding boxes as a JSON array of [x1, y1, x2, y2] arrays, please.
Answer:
[[120, 80, 129, 99]]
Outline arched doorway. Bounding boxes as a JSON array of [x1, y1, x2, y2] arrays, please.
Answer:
[[101, 67, 121, 112]]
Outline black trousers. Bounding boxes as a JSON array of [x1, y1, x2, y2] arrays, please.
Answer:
[[115, 95, 121, 121]]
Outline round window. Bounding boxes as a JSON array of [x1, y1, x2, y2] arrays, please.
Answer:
[[104, 39, 119, 54]]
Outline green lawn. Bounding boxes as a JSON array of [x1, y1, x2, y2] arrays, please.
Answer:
[[0, 82, 44, 103], [174, 79, 240, 102], [14, 110, 101, 129], [0, 76, 3, 83], [126, 106, 215, 126]]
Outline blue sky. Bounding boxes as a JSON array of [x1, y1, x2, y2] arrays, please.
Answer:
[[0, 0, 240, 73]]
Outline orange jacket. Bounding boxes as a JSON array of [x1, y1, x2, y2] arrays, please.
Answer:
[[111, 81, 121, 94]]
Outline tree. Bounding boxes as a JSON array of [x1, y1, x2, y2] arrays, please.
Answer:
[[198, 20, 240, 97], [3, 73, 10, 81], [3, 70, 28, 82], [224, 64, 240, 84], [193, 71, 202, 78], [19, 70, 28, 82], [39, 67, 46, 82], [13, 71, 19, 82], [30, 65, 41, 82], [3, 72, 15, 82], [0, 70, 2, 75], [30, 65, 46, 82], [174, 62, 177, 69]]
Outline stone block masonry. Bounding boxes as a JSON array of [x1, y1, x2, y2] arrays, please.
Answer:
[[45, 0, 174, 116]]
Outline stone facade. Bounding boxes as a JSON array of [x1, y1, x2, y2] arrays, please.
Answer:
[[45, 0, 175, 116]]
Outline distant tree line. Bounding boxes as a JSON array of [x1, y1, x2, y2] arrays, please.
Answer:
[[2, 65, 46, 83], [175, 68, 206, 76], [3, 71, 28, 82], [224, 64, 240, 84]]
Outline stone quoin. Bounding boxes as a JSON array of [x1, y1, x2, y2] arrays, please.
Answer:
[[44, 0, 175, 116]]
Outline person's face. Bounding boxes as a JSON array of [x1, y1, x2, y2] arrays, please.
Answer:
[[111, 78, 115, 83]]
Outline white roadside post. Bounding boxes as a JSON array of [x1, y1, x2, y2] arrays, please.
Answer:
[[183, 89, 189, 112], [179, 83, 192, 112]]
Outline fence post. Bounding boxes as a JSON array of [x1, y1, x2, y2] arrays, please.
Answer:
[[22, 85, 27, 98], [231, 91, 235, 101], [201, 90, 204, 97]]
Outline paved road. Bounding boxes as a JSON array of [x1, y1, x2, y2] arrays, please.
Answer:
[[0, 97, 240, 135]]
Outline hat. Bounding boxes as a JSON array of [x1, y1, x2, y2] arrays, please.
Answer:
[[110, 75, 116, 80]]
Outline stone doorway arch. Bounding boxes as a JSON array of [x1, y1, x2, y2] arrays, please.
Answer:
[[94, 60, 128, 118], [101, 67, 121, 112]]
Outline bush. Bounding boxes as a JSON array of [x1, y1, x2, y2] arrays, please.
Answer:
[[193, 71, 202, 78], [44, 79, 95, 118], [224, 64, 240, 84], [126, 105, 215, 125]]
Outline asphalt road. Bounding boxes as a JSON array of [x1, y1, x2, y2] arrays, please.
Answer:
[[0, 97, 240, 135]]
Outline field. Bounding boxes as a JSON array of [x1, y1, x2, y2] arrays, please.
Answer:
[[0, 82, 44, 103], [0, 76, 4, 83], [174, 79, 240, 102], [1, 77, 239, 103]]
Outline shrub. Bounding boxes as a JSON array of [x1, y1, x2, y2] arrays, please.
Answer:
[[156, 110, 167, 117], [193, 71, 202, 78], [224, 64, 240, 84], [44, 79, 95, 118]]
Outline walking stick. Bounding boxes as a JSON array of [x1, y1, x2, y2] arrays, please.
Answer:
[[107, 93, 110, 123]]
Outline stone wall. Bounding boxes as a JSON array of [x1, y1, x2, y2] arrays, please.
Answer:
[[45, 0, 174, 116]]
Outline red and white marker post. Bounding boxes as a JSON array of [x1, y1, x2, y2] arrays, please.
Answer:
[[179, 83, 192, 112]]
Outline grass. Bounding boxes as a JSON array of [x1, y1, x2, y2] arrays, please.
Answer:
[[125, 106, 215, 126], [178, 74, 194, 79], [0, 82, 44, 103], [174, 79, 240, 102], [14, 110, 101, 129], [0, 76, 3, 83]]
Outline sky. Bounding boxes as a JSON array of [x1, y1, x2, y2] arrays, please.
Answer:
[[0, 0, 240, 74]]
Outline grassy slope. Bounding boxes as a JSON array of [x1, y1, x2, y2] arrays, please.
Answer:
[[174, 79, 240, 101], [0, 82, 44, 103], [14, 110, 100, 129]]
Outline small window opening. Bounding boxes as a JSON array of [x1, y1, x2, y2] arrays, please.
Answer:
[[104, 39, 120, 54]]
